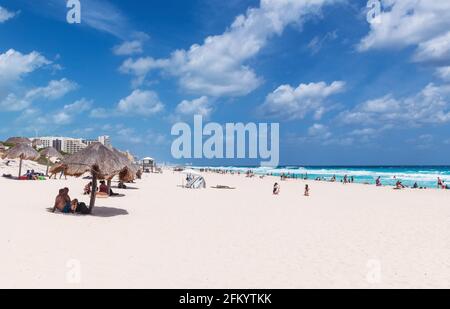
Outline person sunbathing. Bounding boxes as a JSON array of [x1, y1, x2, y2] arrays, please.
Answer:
[[71, 199, 90, 215], [99, 180, 119, 196], [84, 182, 92, 195], [99, 181, 109, 194], [53, 188, 72, 213]]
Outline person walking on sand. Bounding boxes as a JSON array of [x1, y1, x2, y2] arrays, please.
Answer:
[[304, 185, 310, 197], [273, 183, 280, 195]]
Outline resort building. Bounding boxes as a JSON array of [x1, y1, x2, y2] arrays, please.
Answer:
[[63, 139, 87, 154], [35, 136, 114, 154], [98, 135, 111, 148]]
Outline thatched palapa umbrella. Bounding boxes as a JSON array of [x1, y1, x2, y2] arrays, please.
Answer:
[[41, 147, 63, 176], [5, 137, 31, 146], [112, 148, 139, 183], [0, 142, 6, 154], [2, 144, 40, 177], [55, 143, 128, 213]]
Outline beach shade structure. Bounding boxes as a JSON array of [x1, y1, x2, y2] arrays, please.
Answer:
[[181, 169, 202, 177], [181, 169, 205, 188], [112, 148, 139, 185], [40, 147, 63, 176], [2, 143, 40, 178], [54, 143, 129, 213], [5, 137, 31, 146]]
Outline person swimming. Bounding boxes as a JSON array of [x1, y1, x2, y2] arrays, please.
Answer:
[[376, 177, 382, 187], [396, 181, 405, 189], [437, 177, 444, 189]]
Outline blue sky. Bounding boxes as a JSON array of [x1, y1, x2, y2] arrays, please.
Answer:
[[1, 0, 450, 165]]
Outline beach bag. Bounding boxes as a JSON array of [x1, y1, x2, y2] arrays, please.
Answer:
[[76, 202, 90, 215]]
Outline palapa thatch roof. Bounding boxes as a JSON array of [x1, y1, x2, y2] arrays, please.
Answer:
[[40, 147, 63, 159], [0, 142, 6, 150], [53, 143, 128, 179], [5, 137, 31, 145], [112, 148, 139, 182], [2, 143, 40, 160]]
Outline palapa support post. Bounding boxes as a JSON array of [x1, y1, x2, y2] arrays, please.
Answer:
[[107, 179, 112, 195], [89, 170, 98, 213], [18, 156, 23, 178], [46, 157, 50, 177]]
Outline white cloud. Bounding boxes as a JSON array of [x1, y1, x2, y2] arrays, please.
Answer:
[[25, 78, 78, 101], [307, 30, 338, 55], [0, 78, 77, 111], [0, 6, 16, 23], [71, 0, 130, 39], [359, 1, 450, 50], [339, 83, 450, 126], [120, 0, 340, 97], [89, 107, 110, 118], [349, 128, 378, 137], [14, 99, 93, 131], [260, 81, 346, 120], [358, 0, 450, 71], [52, 99, 92, 125], [175, 96, 212, 118], [413, 31, 450, 64], [113, 40, 144, 56], [308, 123, 332, 139], [119, 57, 168, 87], [0, 93, 29, 111], [0, 49, 50, 85], [117, 89, 164, 116], [436, 66, 450, 81]]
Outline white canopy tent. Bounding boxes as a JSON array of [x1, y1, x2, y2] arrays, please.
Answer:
[[180, 169, 205, 189]]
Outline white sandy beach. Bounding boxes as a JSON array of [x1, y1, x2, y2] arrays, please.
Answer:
[[0, 159, 449, 289]]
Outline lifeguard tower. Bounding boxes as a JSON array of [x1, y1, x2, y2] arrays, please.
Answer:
[[141, 157, 155, 173]]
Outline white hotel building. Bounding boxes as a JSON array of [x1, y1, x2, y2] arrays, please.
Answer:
[[35, 136, 112, 154]]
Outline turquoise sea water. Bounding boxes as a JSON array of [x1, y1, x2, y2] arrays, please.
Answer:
[[194, 166, 450, 189]]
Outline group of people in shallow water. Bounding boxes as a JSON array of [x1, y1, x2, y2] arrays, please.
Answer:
[[272, 175, 450, 193], [52, 187, 90, 215]]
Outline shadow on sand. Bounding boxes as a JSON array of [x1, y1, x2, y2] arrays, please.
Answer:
[[46, 206, 129, 218], [90, 206, 129, 218], [110, 194, 126, 198], [113, 186, 139, 190]]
